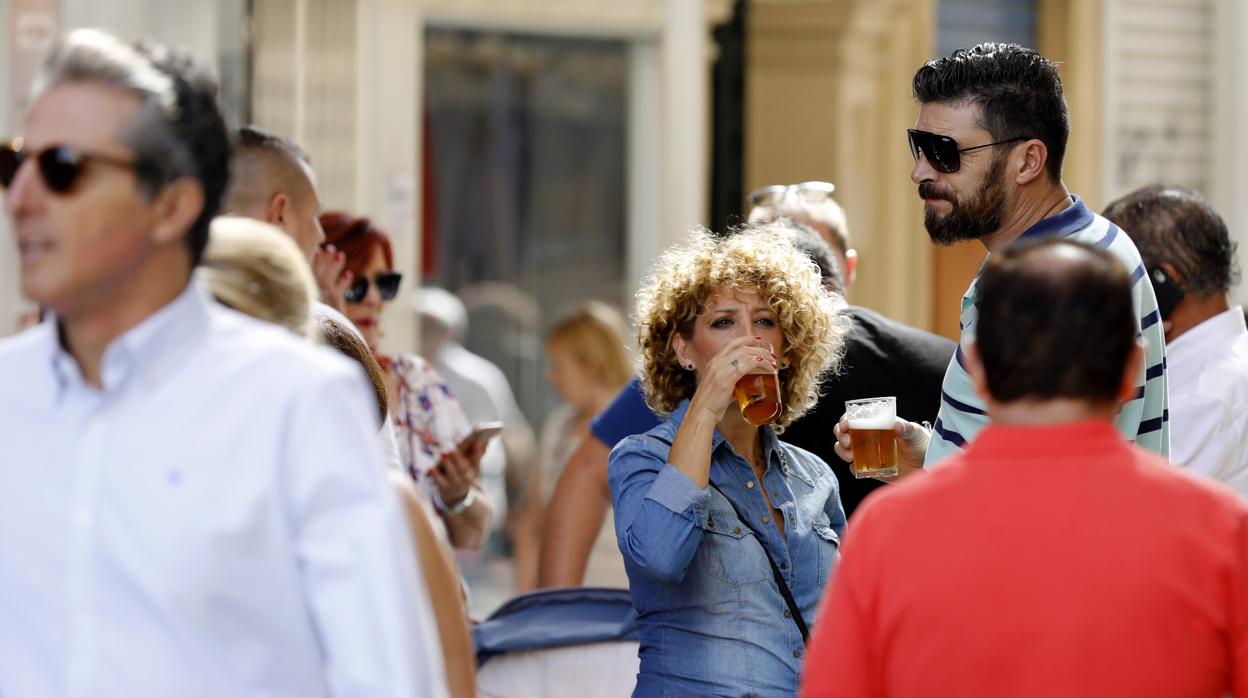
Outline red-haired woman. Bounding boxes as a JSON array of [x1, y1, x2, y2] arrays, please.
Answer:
[[320, 211, 491, 550]]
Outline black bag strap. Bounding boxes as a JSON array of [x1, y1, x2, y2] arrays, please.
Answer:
[[646, 434, 810, 643]]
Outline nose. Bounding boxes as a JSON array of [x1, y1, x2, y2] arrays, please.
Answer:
[[5, 154, 43, 217], [910, 150, 939, 184]]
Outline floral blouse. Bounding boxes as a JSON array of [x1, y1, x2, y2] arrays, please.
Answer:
[[384, 353, 472, 496]]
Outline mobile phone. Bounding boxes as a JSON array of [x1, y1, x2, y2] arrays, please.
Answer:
[[460, 421, 504, 450], [1147, 266, 1184, 320]]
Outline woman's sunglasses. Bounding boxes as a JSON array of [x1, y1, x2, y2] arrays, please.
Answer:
[[745, 180, 836, 211], [906, 129, 1027, 174], [0, 138, 137, 194], [345, 271, 403, 304]]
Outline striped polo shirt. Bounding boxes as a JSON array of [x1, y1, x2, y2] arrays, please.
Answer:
[[924, 195, 1170, 466]]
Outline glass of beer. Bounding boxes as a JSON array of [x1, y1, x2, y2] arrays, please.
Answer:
[[844, 396, 898, 478], [734, 346, 782, 426]]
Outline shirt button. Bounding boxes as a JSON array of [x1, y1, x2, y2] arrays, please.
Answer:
[[746, 481, 755, 489], [793, 650, 802, 659], [762, 516, 770, 524], [779, 561, 787, 569], [733, 527, 742, 535], [783, 609, 791, 618]]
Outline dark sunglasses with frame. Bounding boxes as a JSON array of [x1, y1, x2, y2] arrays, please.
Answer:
[[344, 271, 403, 304], [0, 138, 138, 194], [906, 129, 1028, 174]]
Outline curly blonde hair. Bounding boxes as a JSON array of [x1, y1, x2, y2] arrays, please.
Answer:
[[635, 223, 850, 429]]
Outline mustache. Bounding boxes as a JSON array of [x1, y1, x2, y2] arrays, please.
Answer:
[[918, 182, 953, 202]]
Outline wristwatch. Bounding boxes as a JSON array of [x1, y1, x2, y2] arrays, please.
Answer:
[[434, 486, 477, 517]]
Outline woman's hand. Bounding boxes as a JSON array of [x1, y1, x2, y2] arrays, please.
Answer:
[[687, 335, 778, 424], [432, 435, 485, 507]]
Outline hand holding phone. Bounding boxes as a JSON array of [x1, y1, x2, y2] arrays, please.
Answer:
[[460, 421, 504, 451]]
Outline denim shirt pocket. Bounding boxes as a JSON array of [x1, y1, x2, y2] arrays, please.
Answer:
[[699, 508, 772, 587], [811, 523, 841, 587]]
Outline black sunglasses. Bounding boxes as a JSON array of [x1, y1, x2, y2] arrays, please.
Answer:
[[345, 271, 403, 304], [0, 138, 137, 194], [906, 129, 1027, 174]]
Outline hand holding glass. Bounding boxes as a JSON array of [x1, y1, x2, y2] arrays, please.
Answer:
[[844, 396, 899, 478], [733, 345, 782, 426]]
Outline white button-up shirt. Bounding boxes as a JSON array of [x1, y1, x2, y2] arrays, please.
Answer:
[[0, 281, 447, 698], [1167, 305, 1248, 499]]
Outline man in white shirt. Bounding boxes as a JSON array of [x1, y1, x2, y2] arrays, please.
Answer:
[[1105, 184, 1248, 498], [0, 28, 447, 697]]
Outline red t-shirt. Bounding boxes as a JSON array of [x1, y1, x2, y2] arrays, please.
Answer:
[[801, 420, 1248, 698]]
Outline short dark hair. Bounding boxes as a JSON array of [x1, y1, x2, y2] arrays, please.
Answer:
[[976, 239, 1136, 405], [225, 126, 313, 215], [234, 125, 309, 165], [1102, 184, 1240, 297], [35, 29, 232, 266], [913, 42, 1069, 182], [780, 221, 846, 296]]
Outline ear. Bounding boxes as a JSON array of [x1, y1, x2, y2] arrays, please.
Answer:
[[148, 178, 205, 248], [671, 333, 692, 370], [964, 340, 991, 404], [1014, 138, 1049, 186], [1159, 262, 1184, 288], [1116, 339, 1146, 406], [842, 248, 858, 291], [264, 192, 290, 228]]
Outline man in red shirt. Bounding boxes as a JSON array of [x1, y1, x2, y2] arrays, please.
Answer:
[[803, 239, 1248, 698]]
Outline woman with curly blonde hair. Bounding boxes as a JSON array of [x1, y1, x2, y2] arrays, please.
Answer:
[[608, 223, 850, 697]]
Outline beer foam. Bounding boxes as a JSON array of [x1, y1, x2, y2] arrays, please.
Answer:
[[847, 413, 895, 430]]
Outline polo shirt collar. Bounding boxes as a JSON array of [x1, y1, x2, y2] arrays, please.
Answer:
[[1015, 194, 1093, 243]]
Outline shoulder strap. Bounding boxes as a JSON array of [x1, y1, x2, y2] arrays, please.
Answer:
[[645, 434, 810, 643]]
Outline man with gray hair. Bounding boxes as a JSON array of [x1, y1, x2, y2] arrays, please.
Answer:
[[0, 29, 445, 697], [1104, 184, 1248, 498]]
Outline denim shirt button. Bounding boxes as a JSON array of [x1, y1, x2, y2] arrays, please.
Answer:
[[779, 561, 786, 569], [792, 650, 802, 659], [783, 609, 791, 618], [733, 527, 742, 535], [746, 481, 755, 489], [762, 516, 770, 524]]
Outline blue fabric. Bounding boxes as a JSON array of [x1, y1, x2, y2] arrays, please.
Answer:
[[608, 400, 846, 697], [591, 376, 661, 448], [473, 587, 639, 666]]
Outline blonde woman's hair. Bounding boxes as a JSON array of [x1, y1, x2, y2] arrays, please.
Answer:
[[199, 216, 317, 338], [545, 301, 633, 391], [635, 223, 850, 429]]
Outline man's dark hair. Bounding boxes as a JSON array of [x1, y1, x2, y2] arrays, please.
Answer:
[[224, 126, 314, 217], [234, 125, 309, 165], [912, 42, 1069, 182], [35, 29, 232, 267], [1102, 184, 1240, 297], [778, 219, 846, 296], [976, 239, 1136, 404]]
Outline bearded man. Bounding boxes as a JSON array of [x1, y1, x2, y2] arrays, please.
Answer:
[[836, 43, 1169, 472]]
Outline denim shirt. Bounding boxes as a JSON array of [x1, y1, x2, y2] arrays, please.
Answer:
[[608, 400, 847, 697]]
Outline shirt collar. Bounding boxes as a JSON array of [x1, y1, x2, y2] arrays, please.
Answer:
[[667, 398, 786, 473], [965, 419, 1128, 462], [1166, 306, 1247, 363], [1015, 194, 1093, 243], [45, 279, 213, 401]]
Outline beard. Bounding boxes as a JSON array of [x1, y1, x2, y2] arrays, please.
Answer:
[[919, 155, 1008, 246]]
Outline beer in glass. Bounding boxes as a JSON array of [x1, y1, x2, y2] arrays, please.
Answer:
[[844, 396, 898, 478], [734, 373, 782, 426]]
